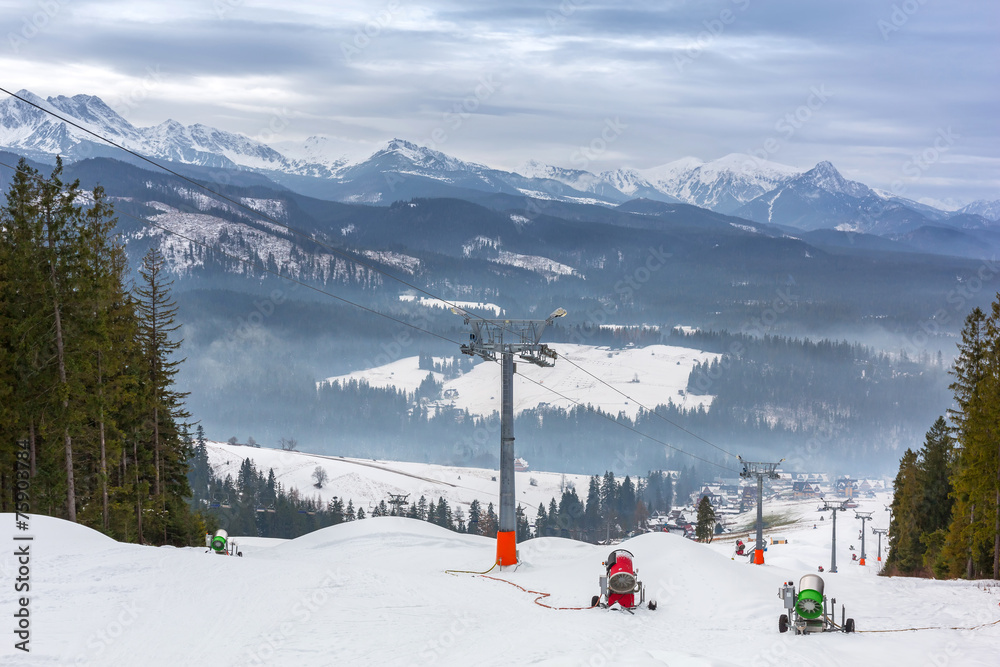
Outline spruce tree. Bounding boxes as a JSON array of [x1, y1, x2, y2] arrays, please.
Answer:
[[468, 499, 482, 535], [534, 502, 547, 538], [135, 247, 192, 543], [916, 416, 954, 573], [695, 496, 716, 542], [886, 449, 923, 574]]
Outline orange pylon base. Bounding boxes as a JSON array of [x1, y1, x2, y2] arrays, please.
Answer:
[[859, 558, 866, 566], [877, 556, 882, 561], [497, 531, 517, 566], [754, 549, 765, 565]]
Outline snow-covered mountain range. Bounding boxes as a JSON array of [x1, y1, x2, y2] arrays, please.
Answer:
[[2, 89, 997, 234]]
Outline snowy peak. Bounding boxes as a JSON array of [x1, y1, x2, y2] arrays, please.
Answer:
[[733, 160, 940, 233], [958, 199, 1000, 222], [798, 161, 871, 199], [0, 89, 298, 172], [372, 138, 486, 173], [635, 153, 799, 214], [599, 167, 652, 196]]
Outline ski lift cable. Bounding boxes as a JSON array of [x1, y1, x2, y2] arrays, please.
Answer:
[[509, 367, 741, 475], [556, 354, 739, 460], [1, 88, 724, 432], [0, 156, 463, 348], [0, 158, 740, 477], [0, 87, 629, 359], [0, 87, 543, 336]]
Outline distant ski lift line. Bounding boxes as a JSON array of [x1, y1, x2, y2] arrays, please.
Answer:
[[0, 92, 740, 474]]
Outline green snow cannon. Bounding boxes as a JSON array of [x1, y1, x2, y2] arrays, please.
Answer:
[[795, 574, 824, 620], [211, 529, 229, 555]]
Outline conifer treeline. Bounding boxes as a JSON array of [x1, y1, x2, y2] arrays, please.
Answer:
[[0, 159, 201, 545], [887, 299, 1000, 579], [535, 470, 676, 542]]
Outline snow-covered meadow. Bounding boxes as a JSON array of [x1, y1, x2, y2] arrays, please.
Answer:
[[319, 343, 719, 420]]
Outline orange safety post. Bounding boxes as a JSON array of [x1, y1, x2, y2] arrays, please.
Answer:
[[754, 548, 765, 565], [497, 531, 517, 566]]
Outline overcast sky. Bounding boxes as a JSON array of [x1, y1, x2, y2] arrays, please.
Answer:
[[1, 0, 997, 207]]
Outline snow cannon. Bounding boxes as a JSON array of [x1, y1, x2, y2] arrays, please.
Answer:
[[777, 575, 854, 634], [211, 529, 229, 554], [795, 574, 824, 620], [593, 549, 656, 612]]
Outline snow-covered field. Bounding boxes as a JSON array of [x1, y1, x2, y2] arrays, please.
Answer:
[[3, 492, 999, 666], [206, 441, 593, 522], [319, 343, 719, 420]]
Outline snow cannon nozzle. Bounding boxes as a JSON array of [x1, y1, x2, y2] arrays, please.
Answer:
[[595, 549, 655, 612]]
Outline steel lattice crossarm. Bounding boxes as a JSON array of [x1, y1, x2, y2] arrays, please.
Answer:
[[453, 307, 566, 367], [819, 499, 850, 512], [737, 457, 783, 480]]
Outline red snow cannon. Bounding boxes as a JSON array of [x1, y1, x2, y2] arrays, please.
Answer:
[[593, 549, 656, 611]]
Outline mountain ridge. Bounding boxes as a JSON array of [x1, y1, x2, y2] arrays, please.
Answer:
[[1, 89, 996, 236]]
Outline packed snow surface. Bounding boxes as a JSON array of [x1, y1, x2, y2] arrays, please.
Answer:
[[3, 493, 998, 666]]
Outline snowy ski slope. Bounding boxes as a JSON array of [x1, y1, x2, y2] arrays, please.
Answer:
[[3, 494, 999, 666]]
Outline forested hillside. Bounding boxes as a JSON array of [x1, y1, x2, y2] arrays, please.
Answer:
[[0, 159, 201, 544], [887, 299, 1000, 580]]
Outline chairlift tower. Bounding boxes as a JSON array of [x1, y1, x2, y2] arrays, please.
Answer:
[[738, 456, 783, 565], [819, 499, 850, 573], [454, 306, 566, 566], [387, 493, 410, 516], [872, 527, 888, 562], [854, 511, 873, 565]]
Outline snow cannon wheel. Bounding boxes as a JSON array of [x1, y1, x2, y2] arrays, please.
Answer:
[[778, 614, 789, 633], [591, 595, 600, 608], [844, 618, 855, 633], [647, 600, 657, 611]]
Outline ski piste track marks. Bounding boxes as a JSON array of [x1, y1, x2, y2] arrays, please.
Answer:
[[281, 449, 461, 489]]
